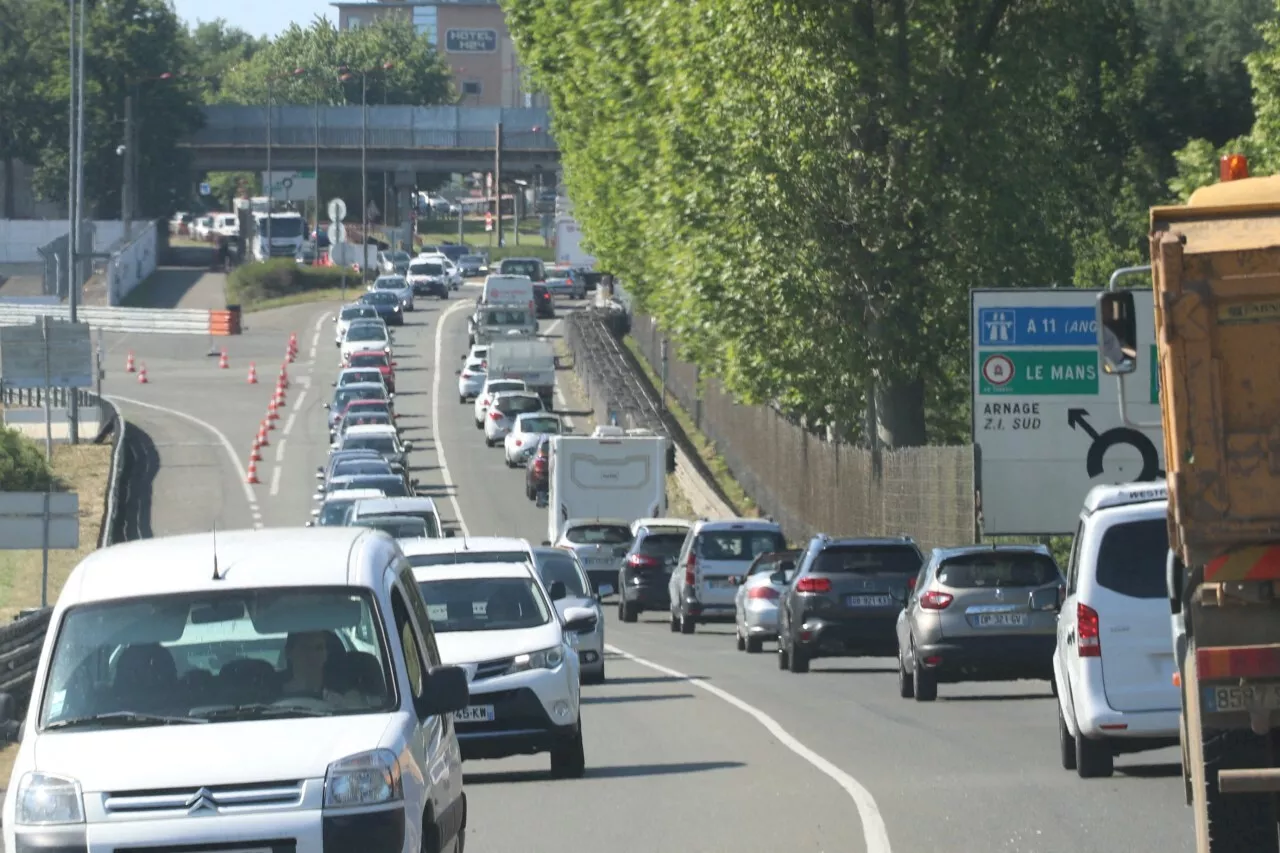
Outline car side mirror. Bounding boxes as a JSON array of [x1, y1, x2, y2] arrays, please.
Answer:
[[304, 520, 314, 527], [769, 570, 787, 585], [1097, 289, 1138, 376], [596, 583, 614, 599], [323, 403, 330, 410], [403, 441, 413, 451], [549, 581, 567, 601], [541, 540, 551, 547], [1029, 587, 1061, 612], [417, 665, 470, 717], [562, 606, 597, 634]]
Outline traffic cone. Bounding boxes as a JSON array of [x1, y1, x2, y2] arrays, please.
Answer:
[[219, 349, 229, 369], [268, 397, 279, 421], [125, 351, 135, 373], [289, 332, 298, 352], [279, 363, 289, 388], [246, 458, 260, 484], [249, 440, 262, 462], [247, 362, 258, 384], [137, 364, 148, 384], [274, 386, 286, 408], [257, 421, 269, 445], [286, 342, 294, 363]]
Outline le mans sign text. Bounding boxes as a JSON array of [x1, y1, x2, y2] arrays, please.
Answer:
[[446, 28, 498, 53]]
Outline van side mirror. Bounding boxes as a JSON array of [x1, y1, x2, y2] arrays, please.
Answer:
[[1030, 587, 1061, 612], [417, 666, 470, 717], [1097, 290, 1138, 376]]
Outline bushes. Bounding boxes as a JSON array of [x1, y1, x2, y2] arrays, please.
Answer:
[[0, 428, 53, 491], [226, 259, 356, 308]]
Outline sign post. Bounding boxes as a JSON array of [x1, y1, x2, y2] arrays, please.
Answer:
[[328, 198, 348, 302], [970, 289, 1162, 535], [0, 492, 79, 607]]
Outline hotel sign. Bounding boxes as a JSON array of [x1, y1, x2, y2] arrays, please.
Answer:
[[446, 28, 498, 53]]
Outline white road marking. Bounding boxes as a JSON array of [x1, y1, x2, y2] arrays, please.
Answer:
[[543, 318, 562, 337], [430, 298, 479, 538], [109, 394, 260, 514], [554, 384, 575, 431], [269, 465, 282, 496], [309, 346, 317, 360], [275, 439, 287, 463], [283, 412, 298, 436]]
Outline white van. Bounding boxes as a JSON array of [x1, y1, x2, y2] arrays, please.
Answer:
[[0, 527, 471, 853], [481, 274, 535, 311], [546, 431, 669, 546], [1053, 482, 1180, 778]]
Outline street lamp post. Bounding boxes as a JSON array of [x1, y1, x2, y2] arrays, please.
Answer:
[[121, 73, 176, 241], [265, 68, 305, 253], [340, 62, 393, 272]]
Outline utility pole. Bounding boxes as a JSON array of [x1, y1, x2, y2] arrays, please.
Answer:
[[266, 77, 274, 249], [68, 0, 86, 445], [122, 94, 134, 240], [361, 73, 368, 272], [494, 122, 503, 249], [313, 96, 320, 241]]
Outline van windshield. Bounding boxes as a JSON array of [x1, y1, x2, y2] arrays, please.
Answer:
[[39, 588, 395, 729], [1096, 518, 1168, 599], [410, 262, 444, 276], [485, 310, 528, 326]]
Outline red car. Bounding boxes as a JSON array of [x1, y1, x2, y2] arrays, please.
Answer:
[[346, 350, 397, 393]]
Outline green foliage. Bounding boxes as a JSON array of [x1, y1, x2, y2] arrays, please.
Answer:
[[216, 18, 454, 107], [0, 0, 63, 217], [227, 259, 353, 308], [187, 19, 267, 98], [0, 428, 53, 491]]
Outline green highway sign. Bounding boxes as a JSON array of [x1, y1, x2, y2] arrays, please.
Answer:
[[978, 350, 1099, 396]]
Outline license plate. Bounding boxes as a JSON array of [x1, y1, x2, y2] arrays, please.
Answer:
[[705, 578, 734, 589], [585, 557, 612, 565], [975, 613, 1028, 628], [845, 594, 892, 607], [1204, 683, 1280, 713], [454, 705, 495, 723]]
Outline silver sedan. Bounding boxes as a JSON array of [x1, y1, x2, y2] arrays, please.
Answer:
[[369, 275, 415, 311], [732, 549, 801, 653]]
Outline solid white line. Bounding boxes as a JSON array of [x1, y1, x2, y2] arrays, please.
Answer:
[[283, 412, 298, 437], [109, 394, 259, 511], [604, 644, 892, 853], [293, 389, 308, 410], [269, 465, 282, 496], [430, 298, 477, 538], [543, 318, 562, 337], [309, 346, 317, 360], [275, 439, 287, 463]]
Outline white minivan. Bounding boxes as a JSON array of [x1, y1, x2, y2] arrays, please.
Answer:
[[0, 528, 471, 853], [1053, 482, 1181, 778], [480, 274, 535, 311]]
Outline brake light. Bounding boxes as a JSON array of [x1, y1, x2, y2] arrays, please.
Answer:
[[795, 577, 831, 594], [514, 439, 522, 446], [919, 590, 953, 610], [1196, 645, 1280, 680], [490, 411, 502, 420], [1077, 602, 1101, 657], [684, 553, 697, 586], [907, 576, 917, 591], [625, 554, 660, 569], [748, 587, 780, 600]]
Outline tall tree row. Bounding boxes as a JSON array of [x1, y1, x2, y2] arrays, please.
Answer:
[[506, 0, 1276, 445]]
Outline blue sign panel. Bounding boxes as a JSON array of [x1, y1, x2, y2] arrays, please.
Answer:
[[978, 306, 1097, 347]]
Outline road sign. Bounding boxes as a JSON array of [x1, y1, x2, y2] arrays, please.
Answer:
[[199, 182, 211, 196], [327, 222, 346, 246], [0, 492, 78, 550], [328, 198, 348, 222], [485, 212, 494, 232], [971, 288, 1162, 536], [0, 319, 93, 389]]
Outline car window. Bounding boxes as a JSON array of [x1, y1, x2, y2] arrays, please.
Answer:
[[340, 371, 381, 386], [406, 550, 529, 567], [519, 416, 560, 433], [565, 524, 632, 545], [348, 476, 408, 497], [347, 354, 389, 368], [319, 499, 360, 526], [333, 459, 394, 478], [936, 553, 1060, 588], [486, 381, 524, 394], [500, 259, 543, 280], [334, 387, 386, 408], [365, 292, 399, 304], [390, 586, 427, 701], [638, 532, 687, 557], [39, 588, 395, 729], [355, 516, 429, 539], [410, 262, 445, 276], [810, 544, 921, 574], [341, 306, 375, 320], [497, 396, 543, 415], [1095, 518, 1168, 599], [346, 326, 388, 341], [1067, 519, 1085, 595], [698, 530, 788, 561], [750, 553, 799, 579], [343, 412, 392, 429], [341, 434, 398, 453], [375, 278, 405, 289], [537, 554, 590, 597], [418, 577, 551, 632], [362, 511, 440, 539]]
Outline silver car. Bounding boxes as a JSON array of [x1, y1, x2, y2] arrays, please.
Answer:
[[325, 382, 392, 432], [378, 249, 411, 275], [552, 518, 634, 595], [482, 390, 545, 447], [732, 549, 801, 653], [532, 547, 612, 684], [369, 275, 415, 311], [544, 276, 575, 298]]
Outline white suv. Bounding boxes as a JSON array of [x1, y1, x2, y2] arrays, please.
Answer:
[[412, 561, 597, 777], [1054, 482, 1181, 778], [0, 527, 471, 853], [472, 378, 528, 429]]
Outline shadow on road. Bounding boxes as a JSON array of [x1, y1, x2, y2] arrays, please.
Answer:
[[601, 675, 702, 686], [581, 693, 694, 705], [120, 425, 160, 540], [940, 692, 1055, 702], [464, 760, 744, 785], [1118, 762, 1181, 779], [812, 666, 898, 676]]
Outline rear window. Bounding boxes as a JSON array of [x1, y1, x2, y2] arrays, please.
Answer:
[[698, 530, 787, 561], [497, 396, 543, 415], [487, 381, 524, 394], [811, 544, 921, 574], [565, 525, 633, 545], [937, 553, 1060, 588], [500, 259, 544, 280], [407, 550, 529, 567], [1094, 518, 1168, 599], [750, 552, 801, 577], [638, 532, 688, 557]]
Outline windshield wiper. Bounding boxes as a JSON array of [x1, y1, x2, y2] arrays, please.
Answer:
[[45, 711, 208, 730], [197, 703, 335, 721]]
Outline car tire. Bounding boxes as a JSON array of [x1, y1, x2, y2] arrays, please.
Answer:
[[485, 437, 495, 447], [1059, 703, 1078, 770], [778, 637, 790, 670], [670, 612, 680, 633], [505, 456, 514, 468], [680, 612, 696, 634], [550, 724, 586, 779], [898, 651, 915, 699], [788, 645, 810, 673], [1075, 734, 1114, 778], [736, 629, 746, 651], [474, 419, 483, 431], [746, 635, 763, 654], [620, 600, 638, 623], [459, 395, 466, 404], [913, 663, 938, 701]]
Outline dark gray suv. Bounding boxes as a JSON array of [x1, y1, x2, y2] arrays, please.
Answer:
[[777, 535, 923, 673]]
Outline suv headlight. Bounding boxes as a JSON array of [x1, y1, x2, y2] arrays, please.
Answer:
[[506, 645, 564, 675], [15, 772, 84, 826], [324, 749, 402, 808]]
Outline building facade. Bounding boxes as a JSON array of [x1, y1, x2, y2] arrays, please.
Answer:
[[330, 0, 546, 109]]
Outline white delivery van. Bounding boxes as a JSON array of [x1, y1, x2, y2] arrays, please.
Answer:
[[251, 211, 306, 261], [547, 428, 669, 545], [481, 274, 535, 312]]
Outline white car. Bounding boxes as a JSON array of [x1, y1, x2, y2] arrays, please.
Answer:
[[484, 391, 546, 447], [503, 411, 564, 466], [332, 423, 413, 467], [1054, 482, 1180, 779], [407, 258, 451, 299], [473, 378, 528, 429], [349, 496, 448, 539], [532, 546, 610, 684], [0, 527, 470, 853], [368, 275, 415, 311], [400, 536, 536, 570], [340, 320, 393, 365], [553, 518, 635, 595], [335, 303, 380, 347], [419, 253, 462, 289], [411, 560, 595, 777], [457, 357, 487, 402], [308, 487, 387, 526]]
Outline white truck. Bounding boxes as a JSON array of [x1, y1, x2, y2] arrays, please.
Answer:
[[486, 339, 556, 405], [251, 211, 307, 262], [554, 216, 597, 269], [547, 427, 671, 545]]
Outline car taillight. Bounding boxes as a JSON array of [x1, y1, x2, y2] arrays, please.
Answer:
[[748, 587, 780, 600], [795, 577, 831, 594], [684, 553, 697, 586], [490, 411, 502, 420], [514, 439, 522, 446], [1077, 602, 1101, 657], [533, 458, 546, 473], [626, 554, 660, 569], [919, 590, 953, 609], [907, 576, 917, 591]]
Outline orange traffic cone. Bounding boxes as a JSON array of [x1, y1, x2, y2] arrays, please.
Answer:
[[246, 458, 260, 484], [219, 349, 229, 369], [285, 342, 295, 363], [257, 421, 269, 445], [247, 362, 258, 384], [274, 388, 286, 408], [279, 365, 289, 388], [137, 363, 148, 384], [268, 398, 279, 421], [289, 332, 298, 352], [249, 440, 262, 462], [125, 351, 136, 373]]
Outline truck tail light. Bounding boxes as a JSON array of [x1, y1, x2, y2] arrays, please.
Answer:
[[1196, 644, 1280, 680], [684, 554, 697, 586]]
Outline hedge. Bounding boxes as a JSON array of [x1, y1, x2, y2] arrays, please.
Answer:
[[0, 427, 54, 490], [226, 260, 360, 308]]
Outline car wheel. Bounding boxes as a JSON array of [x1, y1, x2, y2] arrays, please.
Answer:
[[474, 419, 483, 431], [670, 611, 680, 633], [898, 650, 915, 699], [736, 627, 746, 651], [913, 662, 938, 701], [1075, 733, 1114, 778], [1059, 703, 1078, 770], [777, 635, 790, 670], [504, 456, 514, 468], [788, 644, 810, 673], [746, 635, 763, 654], [459, 395, 466, 404], [680, 611, 696, 634], [549, 724, 586, 779], [620, 600, 638, 623], [485, 437, 495, 447]]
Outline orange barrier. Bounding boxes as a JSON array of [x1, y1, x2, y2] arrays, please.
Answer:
[[209, 307, 242, 336]]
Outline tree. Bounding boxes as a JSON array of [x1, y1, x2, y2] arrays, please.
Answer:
[[0, 428, 52, 491], [0, 0, 63, 218], [187, 19, 267, 98]]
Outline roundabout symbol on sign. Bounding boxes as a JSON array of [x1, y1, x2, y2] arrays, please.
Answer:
[[982, 354, 1014, 387]]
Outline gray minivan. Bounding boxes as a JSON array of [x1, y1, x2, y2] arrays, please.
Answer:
[[668, 519, 788, 634]]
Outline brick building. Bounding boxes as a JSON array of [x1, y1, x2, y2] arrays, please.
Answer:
[[329, 0, 546, 108]]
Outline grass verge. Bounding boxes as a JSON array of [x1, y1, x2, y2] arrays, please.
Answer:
[[620, 336, 757, 515], [0, 441, 113, 787], [247, 288, 353, 313], [228, 260, 355, 312]]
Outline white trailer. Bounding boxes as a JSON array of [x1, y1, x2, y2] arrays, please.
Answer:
[[547, 428, 669, 544], [554, 217, 597, 269]]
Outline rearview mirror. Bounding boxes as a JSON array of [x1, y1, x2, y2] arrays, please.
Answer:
[[549, 580, 567, 601], [417, 665, 470, 717], [562, 606, 597, 634], [1097, 290, 1138, 376], [1029, 587, 1061, 612]]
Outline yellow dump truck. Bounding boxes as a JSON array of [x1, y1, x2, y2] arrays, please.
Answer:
[[1099, 153, 1280, 852]]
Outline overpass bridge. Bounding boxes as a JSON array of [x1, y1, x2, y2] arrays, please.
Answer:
[[180, 105, 559, 174]]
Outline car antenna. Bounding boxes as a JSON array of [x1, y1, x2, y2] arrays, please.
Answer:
[[211, 525, 223, 581]]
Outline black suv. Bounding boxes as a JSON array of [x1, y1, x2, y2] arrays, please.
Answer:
[[777, 534, 924, 673], [617, 523, 690, 622]]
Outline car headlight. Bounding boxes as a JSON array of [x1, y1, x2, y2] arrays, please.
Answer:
[[505, 645, 564, 674], [324, 749, 403, 808], [15, 772, 84, 826]]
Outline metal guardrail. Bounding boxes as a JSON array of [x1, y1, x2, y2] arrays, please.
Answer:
[[1, 386, 96, 409], [0, 304, 213, 335], [183, 126, 558, 152]]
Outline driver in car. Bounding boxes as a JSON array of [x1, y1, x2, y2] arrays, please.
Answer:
[[281, 630, 373, 709]]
